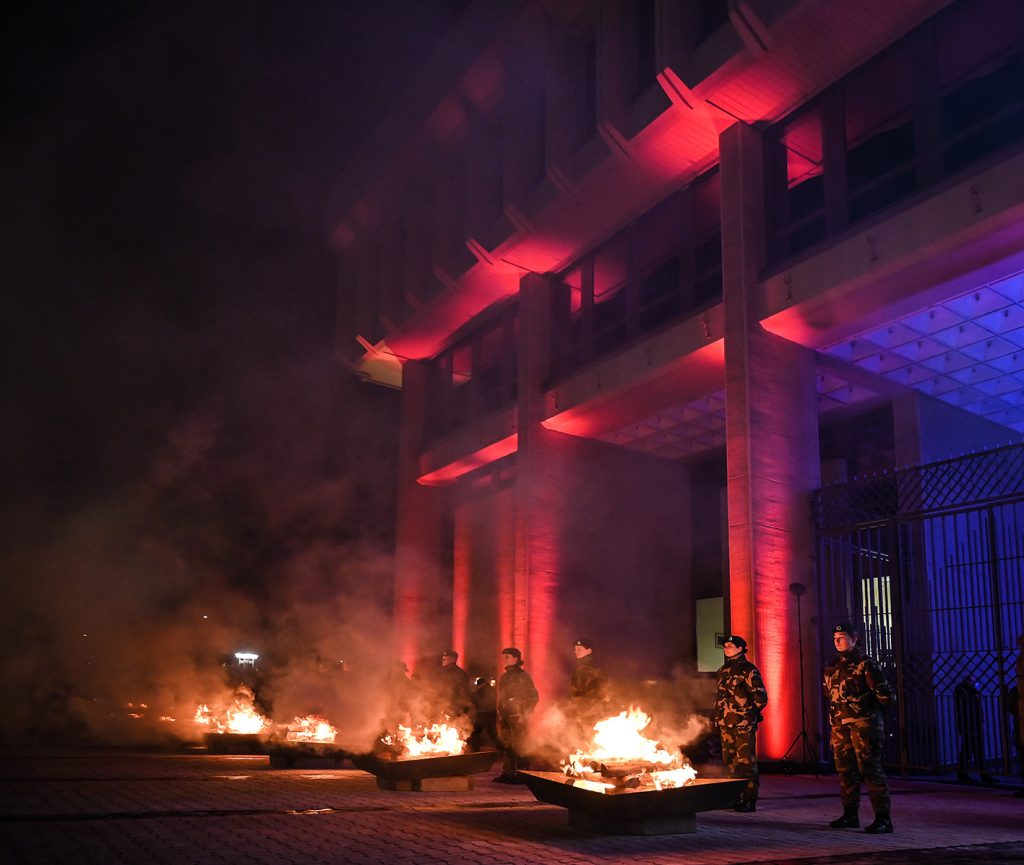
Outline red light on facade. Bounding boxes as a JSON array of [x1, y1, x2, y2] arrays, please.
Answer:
[[460, 51, 504, 112], [417, 434, 518, 486]]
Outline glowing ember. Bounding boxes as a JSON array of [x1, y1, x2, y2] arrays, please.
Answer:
[[563, 707, 697, 792], [382, 722, 466, 758], [285, 715, 338, 743], [125, 701, 147, 719]]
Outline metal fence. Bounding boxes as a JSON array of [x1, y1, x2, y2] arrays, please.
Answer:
[[813, 443, 1024, 775]]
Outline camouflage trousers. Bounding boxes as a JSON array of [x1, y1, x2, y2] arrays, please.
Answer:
[[830, 718, 891, 814], [719, 723, 758, 803], [498, 714, 530, 777]]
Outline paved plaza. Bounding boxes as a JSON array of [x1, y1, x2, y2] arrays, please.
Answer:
[[1, 748, 1022, 865]]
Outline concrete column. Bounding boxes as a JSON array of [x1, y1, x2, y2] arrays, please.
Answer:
[[720, 122, 822, 760], [393, 361, 447, 673], [513, 271, 560, 703]]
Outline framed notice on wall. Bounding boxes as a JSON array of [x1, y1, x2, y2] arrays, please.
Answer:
[[696, 596, 724, 672]]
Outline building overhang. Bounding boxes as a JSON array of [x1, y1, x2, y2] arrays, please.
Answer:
[[337, 0, 951, 369], [542, 310, 725, 439], [761, 146, 1024, 349], [417, 408, 518, 486]]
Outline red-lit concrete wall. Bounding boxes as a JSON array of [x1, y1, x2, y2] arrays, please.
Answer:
[[537, 431, 694, 688], [394, 361, 448, 673], [452, 483, 515, 676], [451, 429, 693, 700]]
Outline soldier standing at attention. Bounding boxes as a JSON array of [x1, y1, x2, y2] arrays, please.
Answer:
[[570, 638, 609, 703], [568, 637, 611, 748], [823, 622, 895, 834], [493, 647, 539, 783], [715, 634, 768, 813], [439, 650, 472, 720]]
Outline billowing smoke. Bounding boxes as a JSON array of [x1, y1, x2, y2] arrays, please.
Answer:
[[0, 358, 402, 750], [1, 1, 470, 749]]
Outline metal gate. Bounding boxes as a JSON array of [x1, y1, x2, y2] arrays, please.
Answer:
[[813, 443, 1024, 775]]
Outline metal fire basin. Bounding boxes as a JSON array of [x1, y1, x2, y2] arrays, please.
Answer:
[[204, 733, 265, 755], [519, 771, 747, 835], [267, 742, 350, 769], [351, 750, 498, 792]]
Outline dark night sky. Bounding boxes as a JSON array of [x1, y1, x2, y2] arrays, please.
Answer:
[[0, 1, 467, 740]]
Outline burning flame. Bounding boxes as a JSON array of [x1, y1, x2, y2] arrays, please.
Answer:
[[285, 715, 338, 743], [194, 701, 269, 735], [382, 722, 466, 758], [563, 707, 697, 792]]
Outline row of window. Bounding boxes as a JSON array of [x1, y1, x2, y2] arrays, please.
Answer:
[[424, 167, 723, 442], [553, 169, 722, 379], [766, 0, 1024, 260], [422, 0, 1024, 445]]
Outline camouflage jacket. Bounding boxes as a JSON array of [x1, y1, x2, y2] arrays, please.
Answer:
[[570, 655, 609, 702], [497, 662, 538, 721], [715, 655, 768, 729], [822, 648, 893, 726]]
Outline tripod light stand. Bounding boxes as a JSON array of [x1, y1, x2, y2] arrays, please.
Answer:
[[781, 581, 818, 775]]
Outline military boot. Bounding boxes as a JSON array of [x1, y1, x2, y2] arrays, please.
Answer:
[[864, 813, 893, 834], [828, 808, 859, 828]]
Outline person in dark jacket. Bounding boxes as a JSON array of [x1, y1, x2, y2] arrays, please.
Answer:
[[468, 676, 498, 751], [714, 634, 768, 812], [954, 672, 993, 783], [493, 647, 538, 783], [570, 638, 609, 702], [439, 650, 472, 720], [823, 623, 895, 834]]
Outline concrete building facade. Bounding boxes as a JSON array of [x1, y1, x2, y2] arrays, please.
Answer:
[[331, 0, 1024, 760]]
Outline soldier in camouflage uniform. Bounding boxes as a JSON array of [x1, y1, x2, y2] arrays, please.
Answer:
[[570, 638, 609, 704], [493, 647, 539, 783], [714, 634, 768, 812], [823, 622, 894, 834], [567, 637, 611, 749]]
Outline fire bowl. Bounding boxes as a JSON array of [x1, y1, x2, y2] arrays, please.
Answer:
[[519, 771, 747, 835], [203, 732, 265, 755], [267, 742, 350, 769], [351, 750, 497, 792]]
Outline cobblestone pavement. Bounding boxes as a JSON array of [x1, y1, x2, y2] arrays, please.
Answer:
[[1, 748, 1021, 865]]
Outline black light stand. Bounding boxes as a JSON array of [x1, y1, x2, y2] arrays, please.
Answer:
[[781, 581, 818, 775]]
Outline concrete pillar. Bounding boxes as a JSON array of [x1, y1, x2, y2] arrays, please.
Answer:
[[720, 122, 822, 760], [393, 361, 448, 673], [513, 271, 561, 703]]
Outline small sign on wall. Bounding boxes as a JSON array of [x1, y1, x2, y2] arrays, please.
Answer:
[[696, 596, 724, 672]]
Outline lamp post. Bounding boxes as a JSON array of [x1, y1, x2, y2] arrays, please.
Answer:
[[781, 581, 817, 774]]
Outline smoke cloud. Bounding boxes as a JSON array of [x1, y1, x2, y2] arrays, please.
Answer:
[[1, 0, 472, 748]]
